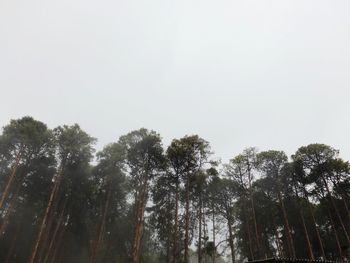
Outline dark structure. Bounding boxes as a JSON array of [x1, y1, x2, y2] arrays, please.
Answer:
[[246, 258, 348, 263]]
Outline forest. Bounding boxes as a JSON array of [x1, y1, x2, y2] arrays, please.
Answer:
[[0, 116, 349, 263]]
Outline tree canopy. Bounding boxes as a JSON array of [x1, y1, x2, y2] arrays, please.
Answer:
[[0, 116, 349, 263]]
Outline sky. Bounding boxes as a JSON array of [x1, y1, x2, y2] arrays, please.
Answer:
[[0, 0, 349, 163]]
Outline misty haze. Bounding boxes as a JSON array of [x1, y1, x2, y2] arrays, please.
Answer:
[[0, 0, 349, 263]]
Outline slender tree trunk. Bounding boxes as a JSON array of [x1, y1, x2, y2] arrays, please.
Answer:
[[250, 194, 261, 258], [132, 189, 143, 263], [294, 188, 314, 260], [29, 161, 65, 263], [33, 188, 61, 263], [43, 197, 68, 263], [198, 191, 202, 263], [227, 216, 235, 263], [0, 149, 22, 210], [327, 207, 342, 256], [300, 208, 314, 259], [173, 182, 179, 263], [132, 176, 149, 263], [136, 194, 147, 263], [322, 177, 350, 247], [166, 189, 173, 263], [90, 184, 112, 263], [277, 191, 295, 258], [38, 192, 65, 263], [247, 160, 262, 258], [132, 195, 142, 263], [243, 198, 254, 260], [50, 220, 67, 263], [304, 192, 326, 259], [184, 175, 190, 263], [212, 204, 216, 263]]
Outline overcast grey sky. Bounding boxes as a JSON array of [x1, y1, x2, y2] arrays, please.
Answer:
[[1, 0, 349, 162]]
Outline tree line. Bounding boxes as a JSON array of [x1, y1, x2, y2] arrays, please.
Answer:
[[0, 116, 349, 263]]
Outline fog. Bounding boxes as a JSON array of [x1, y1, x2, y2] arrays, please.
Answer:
[[1, 0, 349, 161]]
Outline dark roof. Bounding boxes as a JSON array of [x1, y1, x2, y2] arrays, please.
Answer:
[[246, 258, 347, 263]]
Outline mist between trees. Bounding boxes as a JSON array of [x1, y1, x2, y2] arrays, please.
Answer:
[[0, 116, 349, 263]]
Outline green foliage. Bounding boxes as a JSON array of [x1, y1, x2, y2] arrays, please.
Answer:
[[0, 117, 349, 262]]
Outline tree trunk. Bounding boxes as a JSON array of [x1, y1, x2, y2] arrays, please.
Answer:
[[327, 207, 342, 257], [131, 196, 142, 263], [137, 194, 147, 262], [38, 191, 65, 263], [212, 204, 216, 263], [277, 191, 295, 258], [243, 198, 254, 260], [0, 149, 22, 210], [184, 175, 190, 263], [133, 190, 143, 263], [299, 208, 314, 259], [132, 176, 149, 263], [50, 219, 67, 263], [43, 197, 68, 263], [173, 182, 179, 263], [303, 191, 326, 259], [227, 216, 235, 263], [250, 194, 261, 258], [198, 191, 202, 263], [90, 184, 112, 263], [29, 161, 65, 263], [294, 187, 314, 260], [248, 163, 261, 259], [322, 177, 350, 247], [166, 187, 173, 263]]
